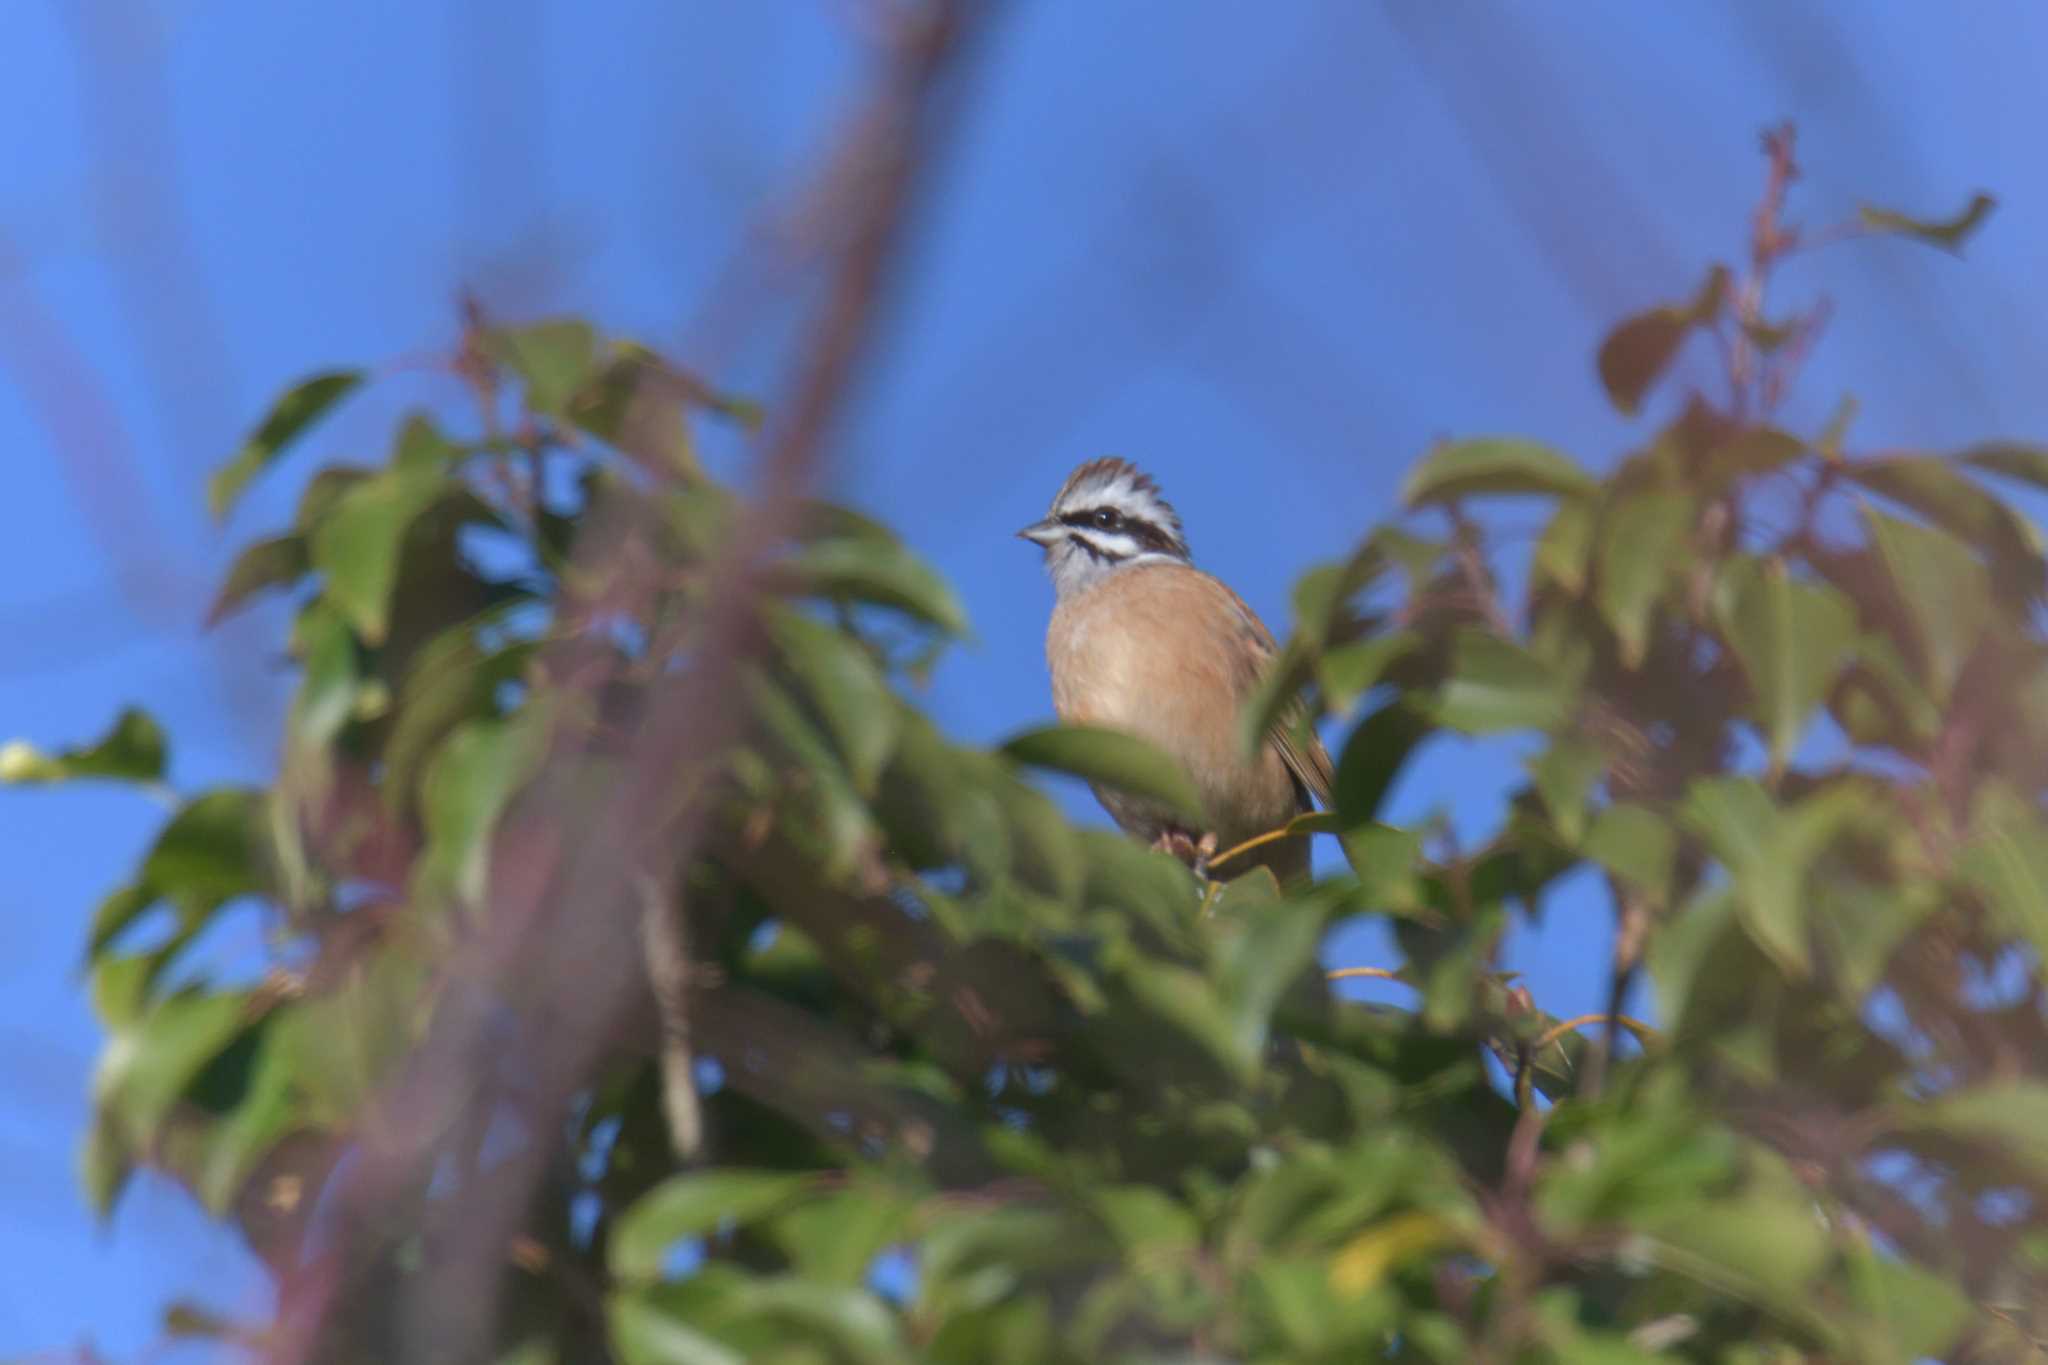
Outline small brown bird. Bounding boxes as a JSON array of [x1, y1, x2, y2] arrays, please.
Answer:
[[1019, 458, 1333, 885]]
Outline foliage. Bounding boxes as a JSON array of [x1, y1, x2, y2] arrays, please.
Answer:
[[20, 137, 2048, 1363]]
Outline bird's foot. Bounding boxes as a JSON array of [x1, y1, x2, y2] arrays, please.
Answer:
[[1151, 828, 1221, 881]]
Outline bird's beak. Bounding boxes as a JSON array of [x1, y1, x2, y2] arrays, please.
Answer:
[[1016, 518, 1062, 547]]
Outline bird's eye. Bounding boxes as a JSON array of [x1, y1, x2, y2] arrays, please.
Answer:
[[1092, 508, 1121, 530]]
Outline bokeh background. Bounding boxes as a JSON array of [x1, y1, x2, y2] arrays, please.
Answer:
[[3, 1, 2044, 1355]]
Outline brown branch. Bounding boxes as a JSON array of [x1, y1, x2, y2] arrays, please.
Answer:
[[273, 6, 1008, 1361]]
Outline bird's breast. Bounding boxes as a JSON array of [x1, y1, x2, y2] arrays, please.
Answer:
[[1045, 564, 1297, 842]]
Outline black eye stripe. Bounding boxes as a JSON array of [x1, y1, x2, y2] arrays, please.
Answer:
[[1055, 507, 1184, 558]]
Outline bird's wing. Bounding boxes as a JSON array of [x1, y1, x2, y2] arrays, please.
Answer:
[[1221, 581, 1335, 811]]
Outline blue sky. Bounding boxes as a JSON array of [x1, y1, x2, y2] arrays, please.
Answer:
[[4, 1, 2047, 1355]]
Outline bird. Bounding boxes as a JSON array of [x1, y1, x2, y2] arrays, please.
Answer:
[[1018, 457, 1333, 886]]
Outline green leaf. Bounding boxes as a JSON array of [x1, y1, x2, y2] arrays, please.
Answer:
[[1215, 893, 1328, 1068], [610, 1170, 814, 1281], [283, 944, 430, 1124], [289, 601, 362, 754], [416, 707, 553, 909], [1000, 724, 1204, 828], [209, 370, 365, 521], [567, 345, 702, 481], [1839, 1245, 1972, 1362], [1630, 1165, 1831, 1320], [1681, 778, 1875, 976], [488, 319, 598, 416], [1701, 427, 1807, 492], [1115, 957, 1250, 1084], [293, 464, 374, 529], [1332, 702, 1432, 830], [609, 1287, 748, 1365], [79, 1121, 131, 1221], [1400, 438, 1594, 508], [1903, 1080, 2048, 1184], [786, 537, 969, 636], [1713, 557, 1858, 773], [1850, 455, 2043, 596], [748, 672, 877, 882], [1596, 490, 1693, 668], [1337, 822, 1423, 910], [393, 412, 463, 473], [206, 535, 312, 627], [1858, 191, 1995, 253], [1864, 506, 1990, 702], [1527, 739, 1604, 847], [1432, 629, 1572, 734], [765, 607, 900, 795], [1584, 803, 1676, 906], [1961, 440, 2048, 492], [0, 707, 167, 787], [1092, 1184, 1200, 1260], [1595, 265, 1727, 415], [309, 468, 451, 645], [1957, 792, 2048, 966], [128, 789, 266, 934], [92, 987, 255, 1146], [379, 608, 536, 813], [766, 1181, 915, 1287], [1533, 497, 1596, 595], [194, 1020, 300, 1215], [1317, 631, 1416, 717]]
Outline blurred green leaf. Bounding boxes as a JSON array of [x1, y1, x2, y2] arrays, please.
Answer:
[[1000, 724, 1204, 829], [310, 468, 451, 645], [1839, 1246, 1971, 1363], [1957, 791, 2048, 966], [1713, 557, 1857, 772], [1864, 506, 1990, 702], [1317, 631, 1416, 717], [1903, 1081, 2048, 1184], [1215, 892, 1327, 1068], [92, 986, 255, 1149], [1857, 191, 1995, 253], [766, 607, 900, 795], [1961, 439, 2048, 492], [611, 1171, 814, 1281], [1584, 803, 1676, 905], [1702, 427, 1806, 492], [1332, 702, 1431, 830], [1432, 629, 1573, 734], [1400, 438, 1593, 509], [1528, 738, 1604, 846], [1092, 1185, 1200, 1260], [1533, 497, 1596, 594], [141, 788, 265, 905], [209, 370, 365, 521], [488, 318, 599, 416], [206, 535, 312, 627], [1596, 489, 1692, 668], [1682, 778, 1875, 975], [609, 1286, 748, 1365], [0, 707, 166, 788], [193, 1019, 300, 1215], [381, 616, 536, 814], [767, 1180, 915, 1287], [284, 944, 430, 1124], [1850, 455, 2043, 597], [416, 706, 553, 909], [786, 536, 969, 636]]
